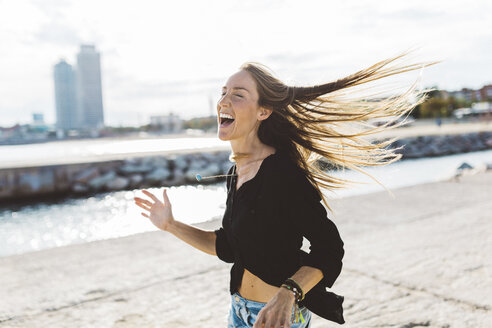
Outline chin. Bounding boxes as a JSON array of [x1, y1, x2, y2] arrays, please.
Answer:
[[218, 131, 230, 141]]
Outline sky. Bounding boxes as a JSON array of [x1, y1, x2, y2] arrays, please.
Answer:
[[0, 0, 491, 127]]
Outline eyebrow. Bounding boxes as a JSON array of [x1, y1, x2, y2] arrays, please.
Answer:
[[222, 87, 250, 93]]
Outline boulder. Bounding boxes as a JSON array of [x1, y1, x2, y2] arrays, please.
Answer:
[[144, 168, 171, 185], [166, 168, 186, 186], [128, 174, 144, 188], [188, 158, 209, 172], [151, 157, 169, 168], [106, 176, 130, 190], [72, 182, 89, 193], [88, 171, 116, 190], [171, 155, 189, 172], [118, 163, 153, 175], [74, 167, 99, 184]]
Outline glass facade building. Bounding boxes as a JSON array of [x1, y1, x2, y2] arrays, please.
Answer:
[[53, 60, 78, 130]]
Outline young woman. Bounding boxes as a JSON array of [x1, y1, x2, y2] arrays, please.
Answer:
[[134, 50, 437, 327]]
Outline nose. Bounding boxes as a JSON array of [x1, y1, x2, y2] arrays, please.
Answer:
[[218, 92, 231, 109]]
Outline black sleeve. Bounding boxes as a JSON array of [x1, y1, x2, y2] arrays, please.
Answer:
[[214, 227, 235, 263], [290, 171, 344, 288]]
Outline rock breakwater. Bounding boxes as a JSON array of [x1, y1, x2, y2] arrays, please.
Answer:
[[1, 131, 491, 202]]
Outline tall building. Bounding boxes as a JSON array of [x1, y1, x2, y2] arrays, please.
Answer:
[[76, 45, 104, 129], [53, 60, 78, 130]]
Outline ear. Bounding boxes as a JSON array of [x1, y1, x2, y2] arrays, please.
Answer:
[[257, 107, 273, 121]]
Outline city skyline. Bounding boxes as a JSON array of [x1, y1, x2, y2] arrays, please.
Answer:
[[54, 45, 104, 132], [0, 0, 491, 127]]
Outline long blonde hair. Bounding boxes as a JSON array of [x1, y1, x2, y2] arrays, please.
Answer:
[[237, 49, 440, 212]]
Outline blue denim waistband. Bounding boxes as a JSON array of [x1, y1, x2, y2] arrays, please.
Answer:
[[232, 292, 267, 308], [229, 291, 311, 327]]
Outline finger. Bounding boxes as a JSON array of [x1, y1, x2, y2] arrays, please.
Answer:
[[142, 190, 159, 202], [280, 320, 291, 328], [141, 212, 149, 218], [133, 197, 152, 206], [134, 201, 151, 211], [281, 316, 292, 328], [252, 315, 263, 328]]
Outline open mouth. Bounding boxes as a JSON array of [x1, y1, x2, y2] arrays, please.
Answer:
[[219, 113, 235, 128]]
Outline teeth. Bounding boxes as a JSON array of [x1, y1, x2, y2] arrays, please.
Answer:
[[219, 113, 234, 120]]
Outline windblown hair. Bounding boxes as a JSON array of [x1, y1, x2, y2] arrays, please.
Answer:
[[236, 50, 439, 212]]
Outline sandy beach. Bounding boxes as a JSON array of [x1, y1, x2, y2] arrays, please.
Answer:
[[0, 170, 491, 327]]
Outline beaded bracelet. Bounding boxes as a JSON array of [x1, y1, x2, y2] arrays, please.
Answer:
[[284, 278, 305, 302], [280, 281, 305, 324], [281, 283, 300, 302]]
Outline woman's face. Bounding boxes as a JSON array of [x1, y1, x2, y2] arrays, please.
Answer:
[[217, 69, 271, 142]]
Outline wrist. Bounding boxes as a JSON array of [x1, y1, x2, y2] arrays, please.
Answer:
[[164, 217, 177, 232], [279, 285, 296, 303], [283, 278, 304, 302]]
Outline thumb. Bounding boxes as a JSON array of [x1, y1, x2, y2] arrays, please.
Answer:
[[162, 188, 171, 205]]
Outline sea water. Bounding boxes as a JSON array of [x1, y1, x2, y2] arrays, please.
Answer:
[[0, 149, 491, 257]]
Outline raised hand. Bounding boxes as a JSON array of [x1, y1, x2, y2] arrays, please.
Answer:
[[134, 189, 175, 231]]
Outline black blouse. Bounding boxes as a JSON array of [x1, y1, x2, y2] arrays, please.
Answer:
[[214, 150, 345, 324]]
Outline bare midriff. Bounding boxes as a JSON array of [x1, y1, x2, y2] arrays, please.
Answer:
[[238, 268, 280, 303]]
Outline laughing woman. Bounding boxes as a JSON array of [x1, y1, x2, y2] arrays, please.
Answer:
[[134, 50, 438, 327]]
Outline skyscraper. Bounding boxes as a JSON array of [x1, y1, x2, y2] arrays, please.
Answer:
[[53, 60, 78, 130], [76, 45, 104, 129]]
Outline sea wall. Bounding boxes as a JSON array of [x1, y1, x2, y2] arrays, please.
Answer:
[[1, 131, 491, 202], [386, 131, 492, 158], [0, 151, 232, 202]]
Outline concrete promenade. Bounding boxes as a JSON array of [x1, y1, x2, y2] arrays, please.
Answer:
[[1, 120, 491, 169], [0, 170, 490, 327]]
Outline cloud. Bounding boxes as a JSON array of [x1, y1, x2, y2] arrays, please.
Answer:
[[1, 0, 491, 127], [35, 22, 81, 46]]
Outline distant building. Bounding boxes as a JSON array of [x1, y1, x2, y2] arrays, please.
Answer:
[[53, 59, 78, 130], [76, 45, 104, 130], [32, 113, 44, 125], [150, 113, 183, 133], [479, 84, 492, 101], [450, 87, 484, 102]]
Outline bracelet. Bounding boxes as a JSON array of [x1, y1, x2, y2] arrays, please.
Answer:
[[281, 283, 299, 302], [285, 278, 305, 302], [280, 281, 306, 324]]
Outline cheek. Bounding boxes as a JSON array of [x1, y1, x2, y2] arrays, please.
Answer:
[[236, 112, 258, 130]]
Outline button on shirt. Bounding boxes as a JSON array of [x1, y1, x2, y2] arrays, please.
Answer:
[[214, 150, 345, 324]]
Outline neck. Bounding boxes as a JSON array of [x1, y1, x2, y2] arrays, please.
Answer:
[[230, 134, 276, 169]]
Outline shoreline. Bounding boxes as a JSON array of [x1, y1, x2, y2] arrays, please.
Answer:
[[1, 170, 491, 327], [2, 120, 491, 170], [1, 130, 491, 203]]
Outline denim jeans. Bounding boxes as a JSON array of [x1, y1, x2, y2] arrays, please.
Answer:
[[227, 292, 311, 328]]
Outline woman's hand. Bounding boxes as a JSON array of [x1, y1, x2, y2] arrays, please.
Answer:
[[134, 189, 175, 231], [253, 288, 295, 328]]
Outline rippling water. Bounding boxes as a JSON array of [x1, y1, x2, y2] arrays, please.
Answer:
[[1, 149, 491, 257]]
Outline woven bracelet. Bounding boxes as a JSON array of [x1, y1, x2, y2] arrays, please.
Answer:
[[281, 283, 300, 303], [284, 278, 304, 302]]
